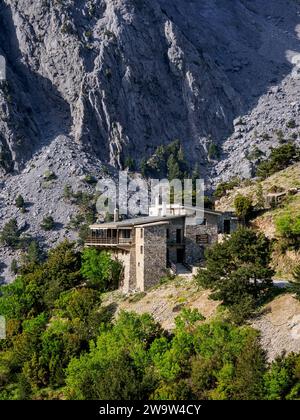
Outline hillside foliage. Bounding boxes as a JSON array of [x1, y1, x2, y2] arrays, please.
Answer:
[[0, 240, 299, 400]]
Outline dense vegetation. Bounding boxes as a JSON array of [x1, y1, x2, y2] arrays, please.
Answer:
[[196, 227, 275, 324], [140, 140, 189, 180], [256, 143, 300, 180], [275, 211, 300, 250], [0, 236, 299, 400]]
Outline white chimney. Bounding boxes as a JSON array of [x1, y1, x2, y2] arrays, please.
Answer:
[[114, 208, 119, 222]]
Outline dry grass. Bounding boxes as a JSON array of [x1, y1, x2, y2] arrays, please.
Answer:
[[216, 163, 300, 278], [102, 276, 220, 330]]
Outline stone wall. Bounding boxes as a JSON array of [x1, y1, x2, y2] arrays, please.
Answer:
[[166, 217, 185, 263], [135, 227, 145, 291], [218, 212, 239, 234], [185, 224, 218, 266], [111, 249, 131, 293], [143, 224, 168, 290]]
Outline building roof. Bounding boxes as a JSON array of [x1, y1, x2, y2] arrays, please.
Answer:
[[183, 205, 222, 216], [89, 207, 227, 230], [90, 215, 184, 229]]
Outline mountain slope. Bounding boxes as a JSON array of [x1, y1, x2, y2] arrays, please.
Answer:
[[215, 163, 300, 278], [0, 0, 299, 176]]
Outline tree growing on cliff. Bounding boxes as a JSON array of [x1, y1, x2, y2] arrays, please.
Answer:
[[234, 194, 253, 221]]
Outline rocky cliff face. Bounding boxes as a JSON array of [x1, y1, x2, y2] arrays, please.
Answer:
[[1, 0, 299, 177], [1, 0, 300, 280]]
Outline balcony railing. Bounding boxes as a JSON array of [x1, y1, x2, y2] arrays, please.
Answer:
[[85, 237, 133, 246]]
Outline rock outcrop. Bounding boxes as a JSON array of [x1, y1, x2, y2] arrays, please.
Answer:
[[1, 0, 300, 280], [1, 0, 299, 177]]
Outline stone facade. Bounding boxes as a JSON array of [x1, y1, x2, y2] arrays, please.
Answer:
[[87, 207, 239, 293], [143, 224, 168, 290]]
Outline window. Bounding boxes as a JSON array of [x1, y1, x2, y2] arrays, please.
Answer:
[[140, 228, 144, 239], [176, 229, 182, 244], [140, 246, 143, 254], [123, 229, 131, 239], [166, 229, 170, 239]]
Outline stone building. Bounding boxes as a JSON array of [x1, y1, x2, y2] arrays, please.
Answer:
[[85, 205, 238, 293]]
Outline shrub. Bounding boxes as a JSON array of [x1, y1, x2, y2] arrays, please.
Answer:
[[40, 216, 55, 231], [0, 218, 20, 249], [261, 133, 271, 141], [275, 211, 300, 249], [246, 147, 264, 161], [61, 22, 73, 34], [124, 157, 136, 171], [256, 143, 300, 179], [63, 185, 73, 201], [208, 142, 220, 160], [290, 265, 300, 300], [234, 194, 253, 221], [15, 195, 25, 210], [214, 178, 241, 199], [10, 258, 19, 275], [275, 130, 285, 143], [286, 119, 296, 129], [43, 170, 57, 181], [83, 174, 97, 185]]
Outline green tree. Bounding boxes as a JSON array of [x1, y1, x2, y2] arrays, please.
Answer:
[[208, 142, 220, 160], [167, 154, 182, 181], [264, 353, 300, 400], [40, 216, 55, 231], [81, 249, 122, 291], [15, 195, 25, 211], [124, 157, 136, 171], [196, 228, 274, 322], [256, 143, 300, 179], [10, 259, 19, 275], [26, 241, 43, 265], [213, 179, 240, 199], [65, 312, 161, 400], [234, 194, 253, 221], [255, 183, 265, 210], [42, 241, 82, 307], [0, 219, 20, 249], [290, 265, 300, 300], [63, 184, 73, 201]]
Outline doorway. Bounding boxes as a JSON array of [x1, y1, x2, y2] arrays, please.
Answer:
[[177, 249, 184, 263], [176, 229, 182, 244], [223, 220, 231, 234]]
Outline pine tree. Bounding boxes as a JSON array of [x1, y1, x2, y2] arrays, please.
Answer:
[[291, 265, 300, 299], [167, 154, 182, 181], [0, 218, 20, 248], [15, 194, 25, 210]]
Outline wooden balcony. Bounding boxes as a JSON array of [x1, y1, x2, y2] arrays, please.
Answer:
[[85, 237, 133, 247]]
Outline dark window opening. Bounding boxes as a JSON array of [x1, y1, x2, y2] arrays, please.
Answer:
[[224, 220, 231, 235], [176, 229, 182, 244], [177, 249, 184, 263]]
